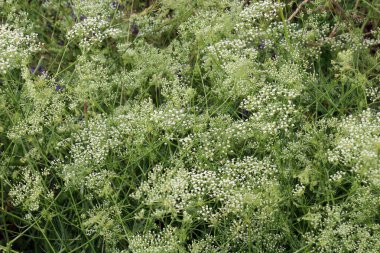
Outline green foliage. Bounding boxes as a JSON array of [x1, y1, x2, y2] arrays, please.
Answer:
[[0, 0, 379, 252]]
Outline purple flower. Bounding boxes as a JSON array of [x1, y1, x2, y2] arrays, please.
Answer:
[[55, 85, 64, 91], [30, 66, 45, 75], [258, 40, 265, 49], [80, 14, 87, 21]]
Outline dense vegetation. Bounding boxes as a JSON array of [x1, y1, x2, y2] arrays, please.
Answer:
[[0, 0, 379, 252]]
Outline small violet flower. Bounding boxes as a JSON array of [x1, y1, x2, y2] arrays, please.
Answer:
[[55, 85, 64, 91]]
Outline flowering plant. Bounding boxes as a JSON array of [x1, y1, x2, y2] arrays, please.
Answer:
[[1, 0, 379, 252]]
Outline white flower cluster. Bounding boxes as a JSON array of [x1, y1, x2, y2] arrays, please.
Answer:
[[286, 13, 331, 58], [129, 0, 209, 39], [9, 167, 53, 212], [328, 109, 380, 184], [129, 14, 165, 38], [227, 218, 285, 253], [241, 85, 299, 134], [71, 118, 110, 166], [67, 16, 121, 48], [82, 202, 122, 244], [7, 66, 68, 139], [366, 86, 380, 104], [238, 1, 282, 22], [71, 0, 116, 18], [185, 115, 248, 162], [207, 156, 280, 219], [330, 31, 380, 52], [3, 7, 32, 32], [265, 59, 309, 91], [132, 155, 281, 233], [199, 0, 314, 102], [84, 170, 116, 199], [115, 41, 184, 100], [152, 107, 194, 135], [130, 165, 191, 217], [292, 183, 306, 197], [61, 100, 195, 188], [188, 235, 220, 253], [203, 39, 258, 98], [128, 226, 184, 253], [61, 117, 116, 187], [73, 56, 111, 96], [111, 100, 155, 150], [178, 8, 235, 46], [206, 39, 258, 64], [329, 171, 346, 183], [7, 112, 44, 140], [161, 82, 196, 107], [234, 0, 284, 42], [304, 187, 380, 252], [0, 24, 41, 74]]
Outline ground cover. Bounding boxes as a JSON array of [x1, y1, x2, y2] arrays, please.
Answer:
[[0, 0, 379, 252]]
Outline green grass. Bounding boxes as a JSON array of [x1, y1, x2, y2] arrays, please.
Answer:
[[0, 0, 380, 252]]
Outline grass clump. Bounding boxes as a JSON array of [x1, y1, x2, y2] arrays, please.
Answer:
[[0, 0, 379, 252]]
